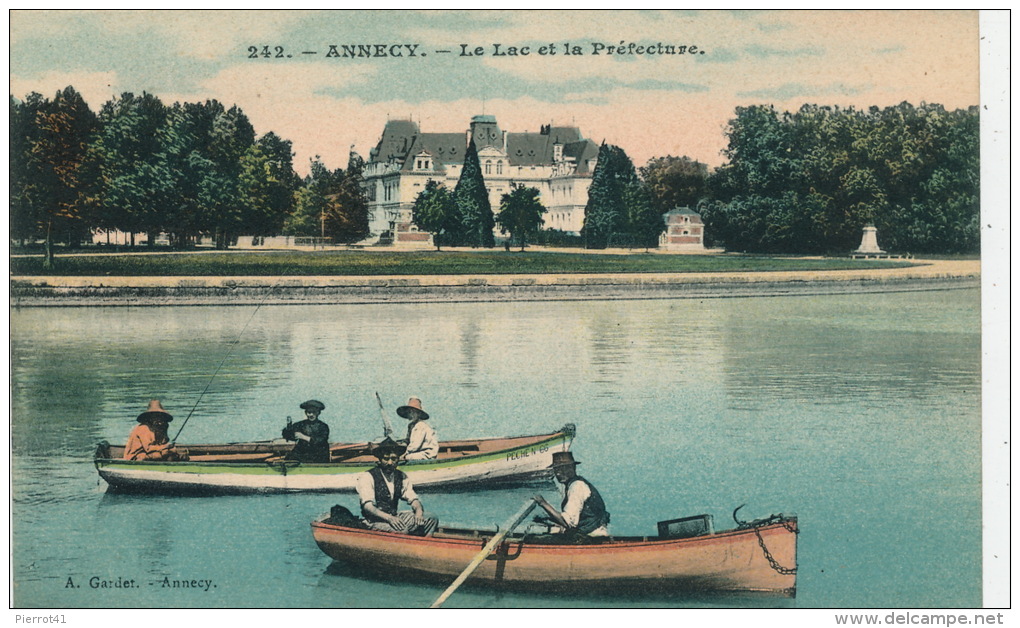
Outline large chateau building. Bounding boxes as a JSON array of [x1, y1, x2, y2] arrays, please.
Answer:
[[362, 115, 599, 244]]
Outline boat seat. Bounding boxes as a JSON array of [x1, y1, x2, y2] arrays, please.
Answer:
[[186, 453, 276, 462], [438, 445, 480, 453]]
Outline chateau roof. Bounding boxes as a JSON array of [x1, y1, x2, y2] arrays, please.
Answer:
[[368, 117, 597, 174], [370, 119, 420, 163], [403, 133, 466, 171]]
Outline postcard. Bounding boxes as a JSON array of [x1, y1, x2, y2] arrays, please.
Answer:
[[8, 9, 1008, 622]]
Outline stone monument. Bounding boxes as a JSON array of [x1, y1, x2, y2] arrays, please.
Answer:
[[853, 224, 886, 255]]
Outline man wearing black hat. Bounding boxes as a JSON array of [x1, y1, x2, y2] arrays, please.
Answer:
[[282, 400, 330, 462], [536, 451, 610, 540], [355, 437, 438, 536]]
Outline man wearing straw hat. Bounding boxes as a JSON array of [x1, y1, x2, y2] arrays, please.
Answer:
[[355, 437, 438, 536], [535, 451, 611, 539], [396, 396, 438, 460], [124, 400, 188, 461]]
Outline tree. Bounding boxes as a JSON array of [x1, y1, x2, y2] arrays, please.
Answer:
[[160, 101, 215, 246], [323, 152, 371, 244], [285, 157, 340, 238], [89, 92, 170, 247], [639, 156, 710, 213], [623, 182, 662, 250], [705, 102, 979, 254], [205, 103, 255, 248], [29, 86, 98, 266], [454, 139, 495, 247], [582, 142, 641, 248], [412, 180, 459, 250], [10, 93, 47, 245], [237, 132, 299, 239], [495, 184, 546, 250]]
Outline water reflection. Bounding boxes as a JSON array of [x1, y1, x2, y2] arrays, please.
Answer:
[[718, 293, 980, 408], [457, 317, 481, 388]]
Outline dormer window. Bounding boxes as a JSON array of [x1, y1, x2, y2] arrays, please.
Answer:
[[413, 152, 432, 171]]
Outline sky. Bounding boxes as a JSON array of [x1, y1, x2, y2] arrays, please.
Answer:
[[10, 10, 981, 175]]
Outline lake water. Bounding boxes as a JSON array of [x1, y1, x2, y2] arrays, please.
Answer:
[[10, 288, 982, 609]]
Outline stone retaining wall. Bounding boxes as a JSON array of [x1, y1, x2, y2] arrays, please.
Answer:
[[10, 274, 980, 307]]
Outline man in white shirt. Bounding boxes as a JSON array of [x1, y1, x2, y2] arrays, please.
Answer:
[[355, 437, 438, 535], [397, 396, 439, 460], [535, 451, 611, 540]]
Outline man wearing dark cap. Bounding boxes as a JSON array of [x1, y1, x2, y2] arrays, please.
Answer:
[[124, 399, 187, 461], [282, 399, 330, 462], [536, 451, 611, 539], [355, 437, 438, 536]]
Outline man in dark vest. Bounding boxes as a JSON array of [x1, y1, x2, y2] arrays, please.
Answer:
[[535, 451, 610, 541], [354, 437, 438, 536]]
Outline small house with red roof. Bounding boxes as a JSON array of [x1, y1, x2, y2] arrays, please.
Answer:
[[659, 207, 706, 250]]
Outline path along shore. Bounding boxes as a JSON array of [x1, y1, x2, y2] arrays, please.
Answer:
[[9, 259, 980, 307]]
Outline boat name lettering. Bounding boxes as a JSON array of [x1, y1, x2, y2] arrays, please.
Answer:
[[506, 444, 549, 462]]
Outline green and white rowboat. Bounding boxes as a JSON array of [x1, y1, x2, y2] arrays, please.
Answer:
[[93, 424, 575, 495]]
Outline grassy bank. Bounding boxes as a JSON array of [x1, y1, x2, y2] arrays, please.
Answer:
[[9, 250, 917, 276]]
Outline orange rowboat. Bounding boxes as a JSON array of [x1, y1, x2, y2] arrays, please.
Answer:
[[311, 514, 798, 597]]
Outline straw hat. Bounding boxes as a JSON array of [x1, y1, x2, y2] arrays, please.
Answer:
[[137, 399, 173, 423], [396, 397, 429, 421], [300, 399, 326, 412]]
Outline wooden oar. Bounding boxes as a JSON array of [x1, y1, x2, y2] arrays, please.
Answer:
[[429, 497, 539, 609], [534, 494, 569, 529]]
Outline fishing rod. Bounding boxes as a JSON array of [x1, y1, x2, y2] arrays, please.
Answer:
[[171, 282, 278, 443]]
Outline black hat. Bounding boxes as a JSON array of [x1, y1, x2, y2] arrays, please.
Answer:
[[137, 399, 173, 423], [549, 451, 579, 468], [300, 399, 325, 412], [372, 437, 407, 458]]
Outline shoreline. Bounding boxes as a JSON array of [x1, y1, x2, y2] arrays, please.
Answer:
[[9, 259, 980, 307]]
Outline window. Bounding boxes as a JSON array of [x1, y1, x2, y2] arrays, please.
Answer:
[[485, 160, 492, 175], [496, 161, 503, 175]]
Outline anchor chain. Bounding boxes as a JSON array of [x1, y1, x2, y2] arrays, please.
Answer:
[[733, 505, 798, 575], [753, 526, 797, 575]]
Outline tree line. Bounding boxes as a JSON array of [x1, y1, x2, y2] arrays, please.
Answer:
[[578, 102, 979, 255], [11, 87, 978, 260], [701, 102, 980, 254], [10, 86, 369, 266]]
